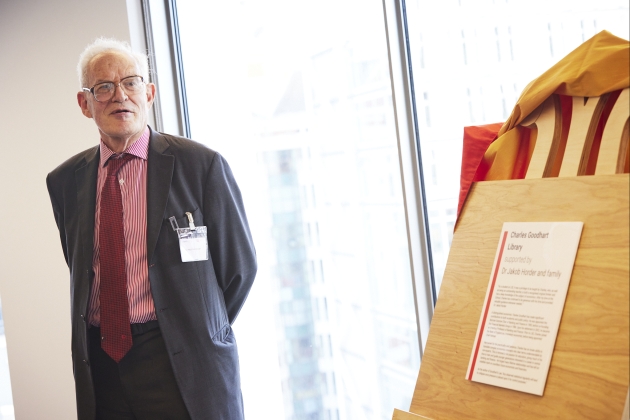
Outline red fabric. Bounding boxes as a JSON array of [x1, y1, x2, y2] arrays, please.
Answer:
[[89, 128, 156, 326], [99, 154, 134, 362], [457, 123, 503, 217]]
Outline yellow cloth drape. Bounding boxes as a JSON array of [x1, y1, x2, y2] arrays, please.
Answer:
[[482, 30, 629, 181]]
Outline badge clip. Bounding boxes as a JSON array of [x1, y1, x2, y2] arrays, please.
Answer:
[[185, 212, 196, 231]]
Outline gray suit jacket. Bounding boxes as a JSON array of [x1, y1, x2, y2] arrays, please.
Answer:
[[46, 128, 257, 420]]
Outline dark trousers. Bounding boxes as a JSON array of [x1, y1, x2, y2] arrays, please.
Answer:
[[88, 322, 191, 420]]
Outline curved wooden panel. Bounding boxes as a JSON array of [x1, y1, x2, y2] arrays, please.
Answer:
[[559, 95, 608, 177], [522, 95, 562, 179], [596, 88, 630, 175]]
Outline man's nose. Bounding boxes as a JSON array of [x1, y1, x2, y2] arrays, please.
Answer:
[[111, 83, 128, 102]]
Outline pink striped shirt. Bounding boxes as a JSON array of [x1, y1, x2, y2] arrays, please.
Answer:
[[88, 128, 156, 326]]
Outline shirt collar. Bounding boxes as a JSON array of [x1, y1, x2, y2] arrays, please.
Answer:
[[99, 127, 150, 167]]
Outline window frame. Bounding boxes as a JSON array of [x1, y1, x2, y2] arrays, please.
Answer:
[[141, 0, 191, 138]]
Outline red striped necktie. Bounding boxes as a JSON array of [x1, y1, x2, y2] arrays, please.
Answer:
[[99, 153, 134, 362]]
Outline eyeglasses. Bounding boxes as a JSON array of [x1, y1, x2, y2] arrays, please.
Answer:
[[82, 75, 146, 102]]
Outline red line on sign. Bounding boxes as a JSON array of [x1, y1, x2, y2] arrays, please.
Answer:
[[468, 230, 509, 381]]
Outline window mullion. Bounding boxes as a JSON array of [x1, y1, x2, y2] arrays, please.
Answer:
[[141, 0, 190, 137], [382, 0, 435, 355]]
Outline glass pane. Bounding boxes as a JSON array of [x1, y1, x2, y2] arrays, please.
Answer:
[[405, 0, 630, 295], [175, 0, 420, 418], [0, 298, 14, 420]]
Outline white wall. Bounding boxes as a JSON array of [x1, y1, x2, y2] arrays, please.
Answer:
[[0, 0, 136, 418]]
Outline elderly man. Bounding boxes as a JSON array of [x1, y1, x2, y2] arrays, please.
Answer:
[[46, 38, 257, 420]]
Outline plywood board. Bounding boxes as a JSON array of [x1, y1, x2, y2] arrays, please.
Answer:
[[410, 174, 629, 420]]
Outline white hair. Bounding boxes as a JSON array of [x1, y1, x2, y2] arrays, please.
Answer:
[[77, 37, 150, 88]]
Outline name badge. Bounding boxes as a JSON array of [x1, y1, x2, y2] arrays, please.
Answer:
[[169, 212, 209, 262]]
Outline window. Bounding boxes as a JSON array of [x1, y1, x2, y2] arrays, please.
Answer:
[[160, 0, 422, 418]]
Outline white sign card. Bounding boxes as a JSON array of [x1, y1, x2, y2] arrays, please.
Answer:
[[466, 221, 583, 396]]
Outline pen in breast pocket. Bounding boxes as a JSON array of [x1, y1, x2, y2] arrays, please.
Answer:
[[169, 216, 179, 231], [185, 212, 196, 230]]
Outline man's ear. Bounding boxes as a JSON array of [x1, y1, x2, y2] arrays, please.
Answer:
[[146, 83, 157, 109], [77, 91, 93, 119]]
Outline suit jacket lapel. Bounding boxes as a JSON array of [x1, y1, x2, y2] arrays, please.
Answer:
[[147, 129, 175, 265], [75, 146, 99, 275]]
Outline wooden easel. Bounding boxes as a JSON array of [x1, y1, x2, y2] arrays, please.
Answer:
[[393, 89, 630, 419]]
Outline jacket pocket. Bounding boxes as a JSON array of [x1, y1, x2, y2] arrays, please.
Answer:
[[163, 206, 202, 230], [211, 323, 232, 344]]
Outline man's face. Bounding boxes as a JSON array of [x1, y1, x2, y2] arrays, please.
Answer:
[[77, 51, 156, 147]]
